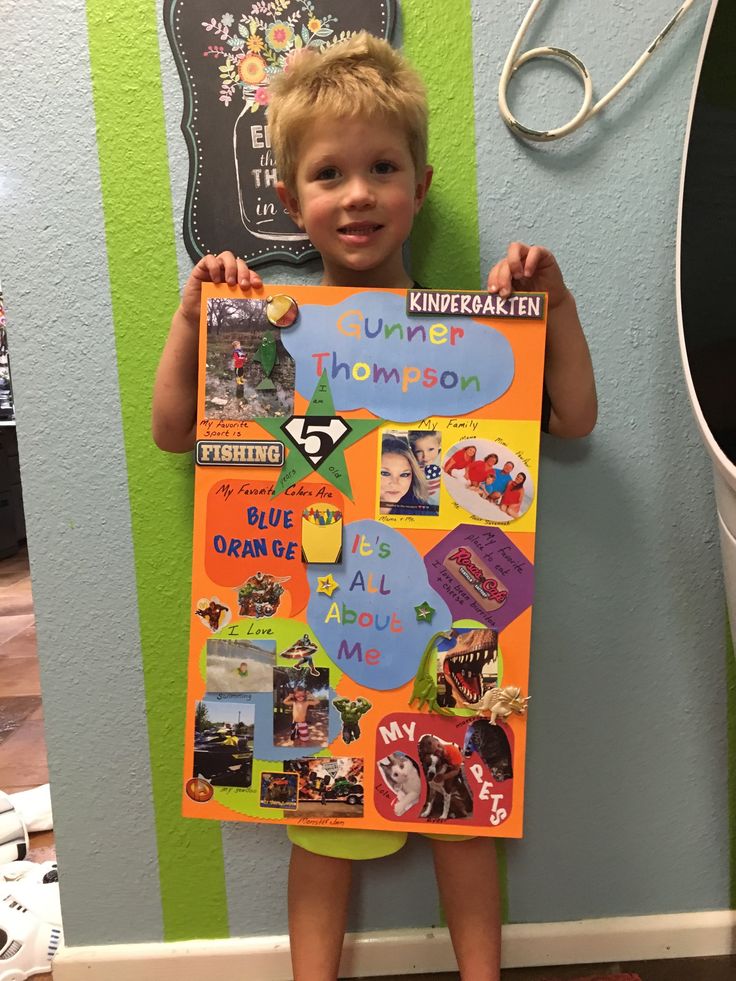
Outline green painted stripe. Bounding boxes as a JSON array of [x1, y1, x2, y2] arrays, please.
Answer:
[[404, 0, 481, 291], [85, 0, 228, 940], [403, 0, 509, 922], [726, 615, 736, 909]]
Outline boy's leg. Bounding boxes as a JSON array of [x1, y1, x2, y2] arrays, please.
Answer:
[[288, 843, 351, 981], [430, 836, 501, 981]]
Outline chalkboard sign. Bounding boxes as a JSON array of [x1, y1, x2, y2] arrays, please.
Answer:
[[164, 0, 396, 268]]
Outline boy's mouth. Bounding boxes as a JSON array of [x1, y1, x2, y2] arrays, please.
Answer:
[[338, 222, 383, 240]]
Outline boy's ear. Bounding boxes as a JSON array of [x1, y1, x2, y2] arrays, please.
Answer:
[[414, 165, 433, 214], [276, 180, 304, 230]]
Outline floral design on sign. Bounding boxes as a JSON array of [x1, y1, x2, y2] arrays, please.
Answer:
[[202, 1, 343, 112]]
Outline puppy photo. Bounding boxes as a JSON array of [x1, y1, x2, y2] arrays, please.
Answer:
[[378, 751, 422, 817], [418, 733, 473, 821]]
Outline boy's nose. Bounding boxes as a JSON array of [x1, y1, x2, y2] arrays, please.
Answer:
[[343, 176, 376, 208]]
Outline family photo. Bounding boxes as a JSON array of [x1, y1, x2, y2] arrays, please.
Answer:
[[442, 439, 535, 523]]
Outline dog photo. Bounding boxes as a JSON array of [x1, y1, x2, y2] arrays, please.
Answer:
[[417, 733, 473, 821]]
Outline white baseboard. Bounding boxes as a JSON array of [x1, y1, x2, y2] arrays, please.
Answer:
[[51, 910, 736, 981]]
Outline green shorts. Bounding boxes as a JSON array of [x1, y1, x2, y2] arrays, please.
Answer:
[[287, 825, 476, 859]]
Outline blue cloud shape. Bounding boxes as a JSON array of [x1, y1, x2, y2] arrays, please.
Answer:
[[306, 520, 452, 691], [281, 291, 514, 422]]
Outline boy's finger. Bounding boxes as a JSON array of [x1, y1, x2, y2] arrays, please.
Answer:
[[237, 257, 262, 289], [507, 241, 528, 279], [191, 254, 214, 282], [206, 254, 224, 283], [506, 242, 526, 279], [487, 262, 502, 293], [219, 252, 239, 285], [498, 261, 514, 297], [523, 245, 542, 278]]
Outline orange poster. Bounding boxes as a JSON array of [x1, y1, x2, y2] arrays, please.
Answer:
[[183, 284, 546, 837]]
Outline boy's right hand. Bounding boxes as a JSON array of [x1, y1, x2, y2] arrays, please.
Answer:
[[180, 252, 263, 322]]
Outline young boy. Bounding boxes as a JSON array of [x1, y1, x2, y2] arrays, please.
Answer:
[[486, 460, 516, 502], [409, 430, 442, 501], [153, 32, 596, 981], [230, 339, 247, 398], [282, 686, 320, 746]]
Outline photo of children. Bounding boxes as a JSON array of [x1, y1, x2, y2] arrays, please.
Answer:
[[378, 431, 440, 517], [283, 757, 365, 818], [273, 667, 329, 748], [193, 697, 254, 788], [206, 637, 275, 693], [205, 296, 295, 421], [442, 439, 535, 524]]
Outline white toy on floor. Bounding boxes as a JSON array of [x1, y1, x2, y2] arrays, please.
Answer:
[[0, 860, 62, 979]]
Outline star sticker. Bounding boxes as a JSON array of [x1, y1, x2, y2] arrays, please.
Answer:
[[415, 601, 436, 623], [317, 574, 339, 597], [257, 372, 381, 499]]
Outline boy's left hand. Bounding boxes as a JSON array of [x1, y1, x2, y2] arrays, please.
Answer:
[[488, 243, 569, 309]]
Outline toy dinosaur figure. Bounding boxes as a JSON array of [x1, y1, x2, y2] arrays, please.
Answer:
[[409, 630, 456, 716], [253, 330, 277, 391], [475, 685, 530, 724]]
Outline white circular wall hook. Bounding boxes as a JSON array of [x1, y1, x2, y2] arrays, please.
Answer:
[[498, 0, 699, 142]]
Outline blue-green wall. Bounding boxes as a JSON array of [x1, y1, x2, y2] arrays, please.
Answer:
[[0, 0, 728, 946]]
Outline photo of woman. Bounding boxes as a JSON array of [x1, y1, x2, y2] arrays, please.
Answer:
[[499, 472, 527, 517], [379, 432, 439, 517], [443, 444, 477, 478]]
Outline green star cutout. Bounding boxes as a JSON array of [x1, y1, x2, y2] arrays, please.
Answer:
[[415, 602, 436, 624], [256, 372, 380, 500]]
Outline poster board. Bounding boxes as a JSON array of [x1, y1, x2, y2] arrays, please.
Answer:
[[183, 284, 546, 837]]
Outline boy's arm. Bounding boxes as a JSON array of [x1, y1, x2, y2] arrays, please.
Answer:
[[152, 253, 262, 452], [488, 243, 597, 438]]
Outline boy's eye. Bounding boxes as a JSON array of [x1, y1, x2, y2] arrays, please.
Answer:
[[315, 166, 339, 181], [373, 161, 397, 175]]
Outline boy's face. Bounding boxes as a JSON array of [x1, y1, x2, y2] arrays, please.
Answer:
[[413, 436, 440, 465], [277, 114, 432, 288]]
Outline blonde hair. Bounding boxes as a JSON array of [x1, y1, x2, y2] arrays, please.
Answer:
[[381, 433, 429, 503], [268, 32, 428, 191]]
